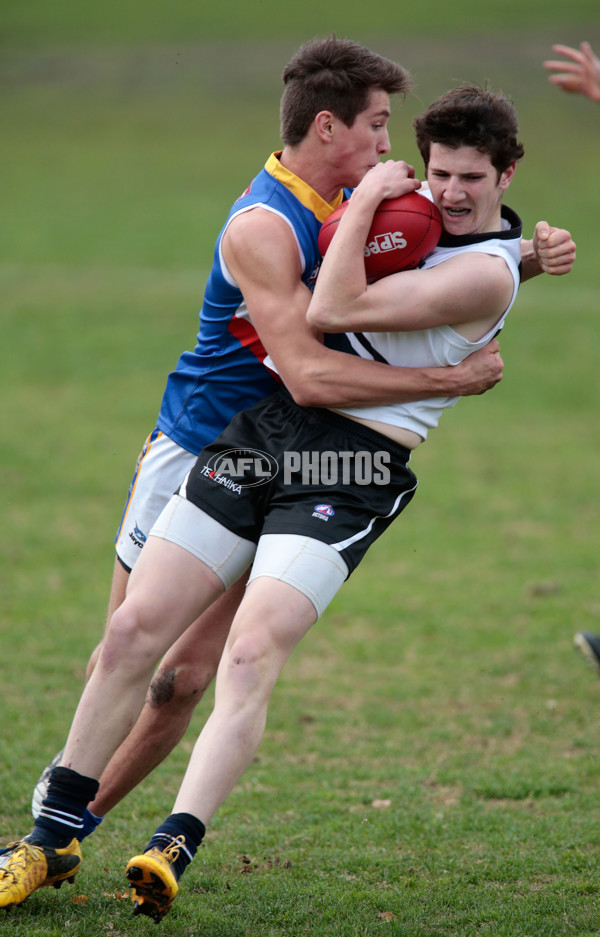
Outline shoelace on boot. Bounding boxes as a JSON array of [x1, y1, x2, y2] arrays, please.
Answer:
[[160, 835, 185, 864], [0, 842, 44, 883]]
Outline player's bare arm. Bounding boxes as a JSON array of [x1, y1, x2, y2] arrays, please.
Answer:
[[310, 249, 512, 338], [222, 208, 502, 406]]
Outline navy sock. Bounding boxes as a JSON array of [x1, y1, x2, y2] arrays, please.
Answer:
[[79, 808, 104, 841], [145, 813, 206, 881], [31, 766, 99, 848]]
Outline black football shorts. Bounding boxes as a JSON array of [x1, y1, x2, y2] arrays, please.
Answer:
[[180, 387, 418, 577]]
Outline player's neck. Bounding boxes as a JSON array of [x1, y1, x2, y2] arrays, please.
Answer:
[[279, 146, 342, 205], [486, 205, 503, 232]]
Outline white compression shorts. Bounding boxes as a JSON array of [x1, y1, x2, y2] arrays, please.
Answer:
[[150, 493, 349, 619], [249, 533, 348, 619]]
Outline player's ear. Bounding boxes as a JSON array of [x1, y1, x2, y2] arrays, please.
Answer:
[[314, 110, 335, 143], [499, 161, 516, 191]]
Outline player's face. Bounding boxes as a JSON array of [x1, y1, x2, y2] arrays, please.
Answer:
[[426, 143, 515, 236], [333, 90, 392, 187]]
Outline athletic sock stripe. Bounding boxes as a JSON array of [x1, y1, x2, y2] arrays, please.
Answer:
[[37, 807, 84, 828]]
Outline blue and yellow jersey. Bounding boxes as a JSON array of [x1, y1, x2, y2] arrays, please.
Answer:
[[156, 152, 349, 454]]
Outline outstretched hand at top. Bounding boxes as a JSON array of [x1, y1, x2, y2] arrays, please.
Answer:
[[544, 42, 600, 103]]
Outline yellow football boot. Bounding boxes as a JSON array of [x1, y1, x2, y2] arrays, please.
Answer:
[[126, 836, 184, 923], [0, 837, 81, 909]]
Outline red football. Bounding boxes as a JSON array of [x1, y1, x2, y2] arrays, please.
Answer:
[[318, 191, 442, 282]]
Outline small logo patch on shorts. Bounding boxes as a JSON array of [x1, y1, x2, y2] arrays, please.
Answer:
[[312, 504, 335, 521], [129, 523, 147, 548]]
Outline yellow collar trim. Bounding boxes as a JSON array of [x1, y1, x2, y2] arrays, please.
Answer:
[[265, 152, 345, 223]]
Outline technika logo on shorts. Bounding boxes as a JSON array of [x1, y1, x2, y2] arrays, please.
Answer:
[[201, 448, 279, 491]]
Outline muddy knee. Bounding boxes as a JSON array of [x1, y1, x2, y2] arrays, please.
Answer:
[[149, 664, 214, 710]]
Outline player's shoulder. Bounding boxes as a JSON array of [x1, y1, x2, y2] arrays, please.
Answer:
[[226, 204, 298, 250], [221, 208, 303, 287]]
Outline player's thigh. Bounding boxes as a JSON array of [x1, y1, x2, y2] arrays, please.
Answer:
[[214, 576, 319, 704], [86, 559, 131, 680], [107, 557, 130, 621], [226, 570, 322, 669], [158, 573, 249, 677], [120, 536, 226, 654], [123, 493, 257, 647]]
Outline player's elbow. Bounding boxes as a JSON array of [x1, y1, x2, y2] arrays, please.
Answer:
[[286, 380, 328, 408], [306, 302, 345, 333], [284, 361, 336, 408]]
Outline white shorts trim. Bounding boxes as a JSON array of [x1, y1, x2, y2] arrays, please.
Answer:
[[150, 494, 256, 591], [115, 431, 197, 571], [249, 534, 349, 619]]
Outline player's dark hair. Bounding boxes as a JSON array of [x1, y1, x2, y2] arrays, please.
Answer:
[[280, 36, 411, 146], [414, 84, 524, 176]]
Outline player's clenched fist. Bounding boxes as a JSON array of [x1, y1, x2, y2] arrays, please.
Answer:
[[533, 221, 576, 276]]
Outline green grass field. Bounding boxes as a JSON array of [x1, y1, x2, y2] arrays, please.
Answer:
[[2, 3, 600, 934]]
